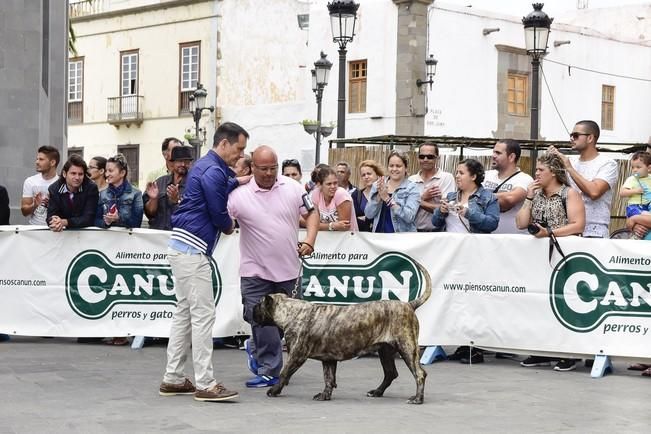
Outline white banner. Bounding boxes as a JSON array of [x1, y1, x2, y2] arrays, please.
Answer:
[[0, 226, 248, 338], [1, 226, 651, 359]]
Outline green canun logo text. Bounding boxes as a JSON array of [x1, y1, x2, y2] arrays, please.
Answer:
[[65, 250, 221, 319], [550, 253, 651, 332], [302, 252, 424, 303]]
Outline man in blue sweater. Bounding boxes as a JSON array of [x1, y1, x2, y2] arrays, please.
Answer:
[[159, 122, 249, 402]]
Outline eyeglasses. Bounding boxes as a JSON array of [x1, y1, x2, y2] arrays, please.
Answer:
[[570, 132, 590, 140], [418, 154, 438, 160], [88, 166, 98, 170]]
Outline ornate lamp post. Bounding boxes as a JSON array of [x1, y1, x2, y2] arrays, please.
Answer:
[[327, 0, 359, 144], [308, 52, 332, 165], [188, 83, 215, 158], [522, 3, 553, 141]]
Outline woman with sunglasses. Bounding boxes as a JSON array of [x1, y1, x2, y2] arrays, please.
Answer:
[[515, 153, 585, 370], [351, 160, 384, 232], [282, 159, 302, 182], [364, 151, 420, 233], [87, 156, 108, 192], [515, 153, 585, 238], [95, 153, 144, 229], [310, 165, 358, 232], [432, 159, 499, 234]]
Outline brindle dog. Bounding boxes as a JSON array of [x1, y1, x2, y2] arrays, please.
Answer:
[[252, 262, 431, 404]]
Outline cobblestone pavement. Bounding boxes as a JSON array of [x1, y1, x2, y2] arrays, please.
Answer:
[[0, 337, 649, 433]]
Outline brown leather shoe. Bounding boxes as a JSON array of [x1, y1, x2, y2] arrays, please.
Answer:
[[159, 378, 196, 396], [194, 383, 239, 402]]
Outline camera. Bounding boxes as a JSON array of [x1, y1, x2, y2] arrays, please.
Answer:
[[527, 221, 547, 235], [446, 200, 463, 214]]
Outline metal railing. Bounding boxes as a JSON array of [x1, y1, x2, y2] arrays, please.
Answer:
[[69, 0, 105, 18], [67, 101, 83, 124], [107, 95, 144, 125]]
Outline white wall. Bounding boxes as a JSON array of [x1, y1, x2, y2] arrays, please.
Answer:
[[424, 3, 651, 143]]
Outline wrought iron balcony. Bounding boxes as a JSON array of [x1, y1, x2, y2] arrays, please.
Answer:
[[107, 95, 144, 127]]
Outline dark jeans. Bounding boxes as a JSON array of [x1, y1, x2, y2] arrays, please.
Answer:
[[241, 276, 298, 377]]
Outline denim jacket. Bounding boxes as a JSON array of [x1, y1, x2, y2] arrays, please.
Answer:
[[431, 186, 499, 233], [95, 182, 144, 228], [364, 177, 420, 232]]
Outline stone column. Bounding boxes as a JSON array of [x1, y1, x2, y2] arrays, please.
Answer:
[[393, 0, 434, 136]]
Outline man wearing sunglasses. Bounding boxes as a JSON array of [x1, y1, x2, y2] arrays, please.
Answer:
[[408, 143, 455, 232], [548, 120, 617, 240], [547, 120, 617, 373]]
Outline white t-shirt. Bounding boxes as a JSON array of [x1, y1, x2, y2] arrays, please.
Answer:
[[568, 154, 618, 238], [22, 173, 58, 225], [483, 169, 533, 234]]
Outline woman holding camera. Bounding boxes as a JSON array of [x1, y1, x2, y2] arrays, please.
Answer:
[[364, 151, 420, 233], [515, 153, 585, 238], [95, 153, 144, 230], [432, 158, 499, 364], [516, 153, 585, 370], [431, 159, 499, 233]]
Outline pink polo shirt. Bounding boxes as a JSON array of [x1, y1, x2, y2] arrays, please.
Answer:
[[228, 175, 307, 282]]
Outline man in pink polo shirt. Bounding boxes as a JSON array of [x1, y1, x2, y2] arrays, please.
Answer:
[[228, 145, 319, 388]]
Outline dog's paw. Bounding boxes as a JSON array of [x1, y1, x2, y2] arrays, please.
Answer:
[[312, 391, 332, 401], [267, 386, 282, 397], [366, 389, 384, 398], [406, 395, 424, 404]]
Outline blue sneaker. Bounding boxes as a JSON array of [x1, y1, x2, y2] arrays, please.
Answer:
[[244, 338, 258, 375], [245, 375, 279, 388]]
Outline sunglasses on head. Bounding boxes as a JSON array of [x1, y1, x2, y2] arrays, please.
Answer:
[[570, 132, 590, 140], [282, 159, 299, 167], [418, 154, 437, 160]]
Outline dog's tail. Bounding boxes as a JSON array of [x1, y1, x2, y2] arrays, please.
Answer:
[[409, 261, 432, 310]]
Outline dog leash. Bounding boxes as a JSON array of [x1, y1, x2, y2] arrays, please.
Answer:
[[292, 242, 313, 298]]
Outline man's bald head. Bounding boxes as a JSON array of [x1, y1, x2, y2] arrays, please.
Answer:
[[252, 145, 278, 166], [251, 145, 279, 189]]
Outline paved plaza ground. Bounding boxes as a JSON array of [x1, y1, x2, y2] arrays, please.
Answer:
[[0, 337, 649, 433]]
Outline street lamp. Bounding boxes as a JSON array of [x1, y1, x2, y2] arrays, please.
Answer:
[[522, 3, 553, 141], [188, 83, 215, 158], [327, 0, 359, 144], [308, 51, 332, 165], [416, 54, 438, 90]]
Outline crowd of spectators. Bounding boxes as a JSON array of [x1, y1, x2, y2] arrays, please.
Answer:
[[1, 118, 650, 375]]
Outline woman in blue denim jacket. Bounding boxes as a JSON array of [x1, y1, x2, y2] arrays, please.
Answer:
[[364, 151, 420, 232], [95, 154, 144, 229], [432, 159, 499, 233]]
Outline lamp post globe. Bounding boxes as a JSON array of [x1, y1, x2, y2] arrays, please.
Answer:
[[314, 51, 333, 87], [327, 0, 359, 47], [327, 0, 359, 143], [522, 3, 553, 60], [425, 54, 438, 79], [193, 83, 208, 111]]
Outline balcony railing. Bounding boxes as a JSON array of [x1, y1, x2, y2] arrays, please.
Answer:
[[107, 95, 144, 127], [69, 0, 105, 18], [179, 90, 193, 115], [68, 101, 83, 124]]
